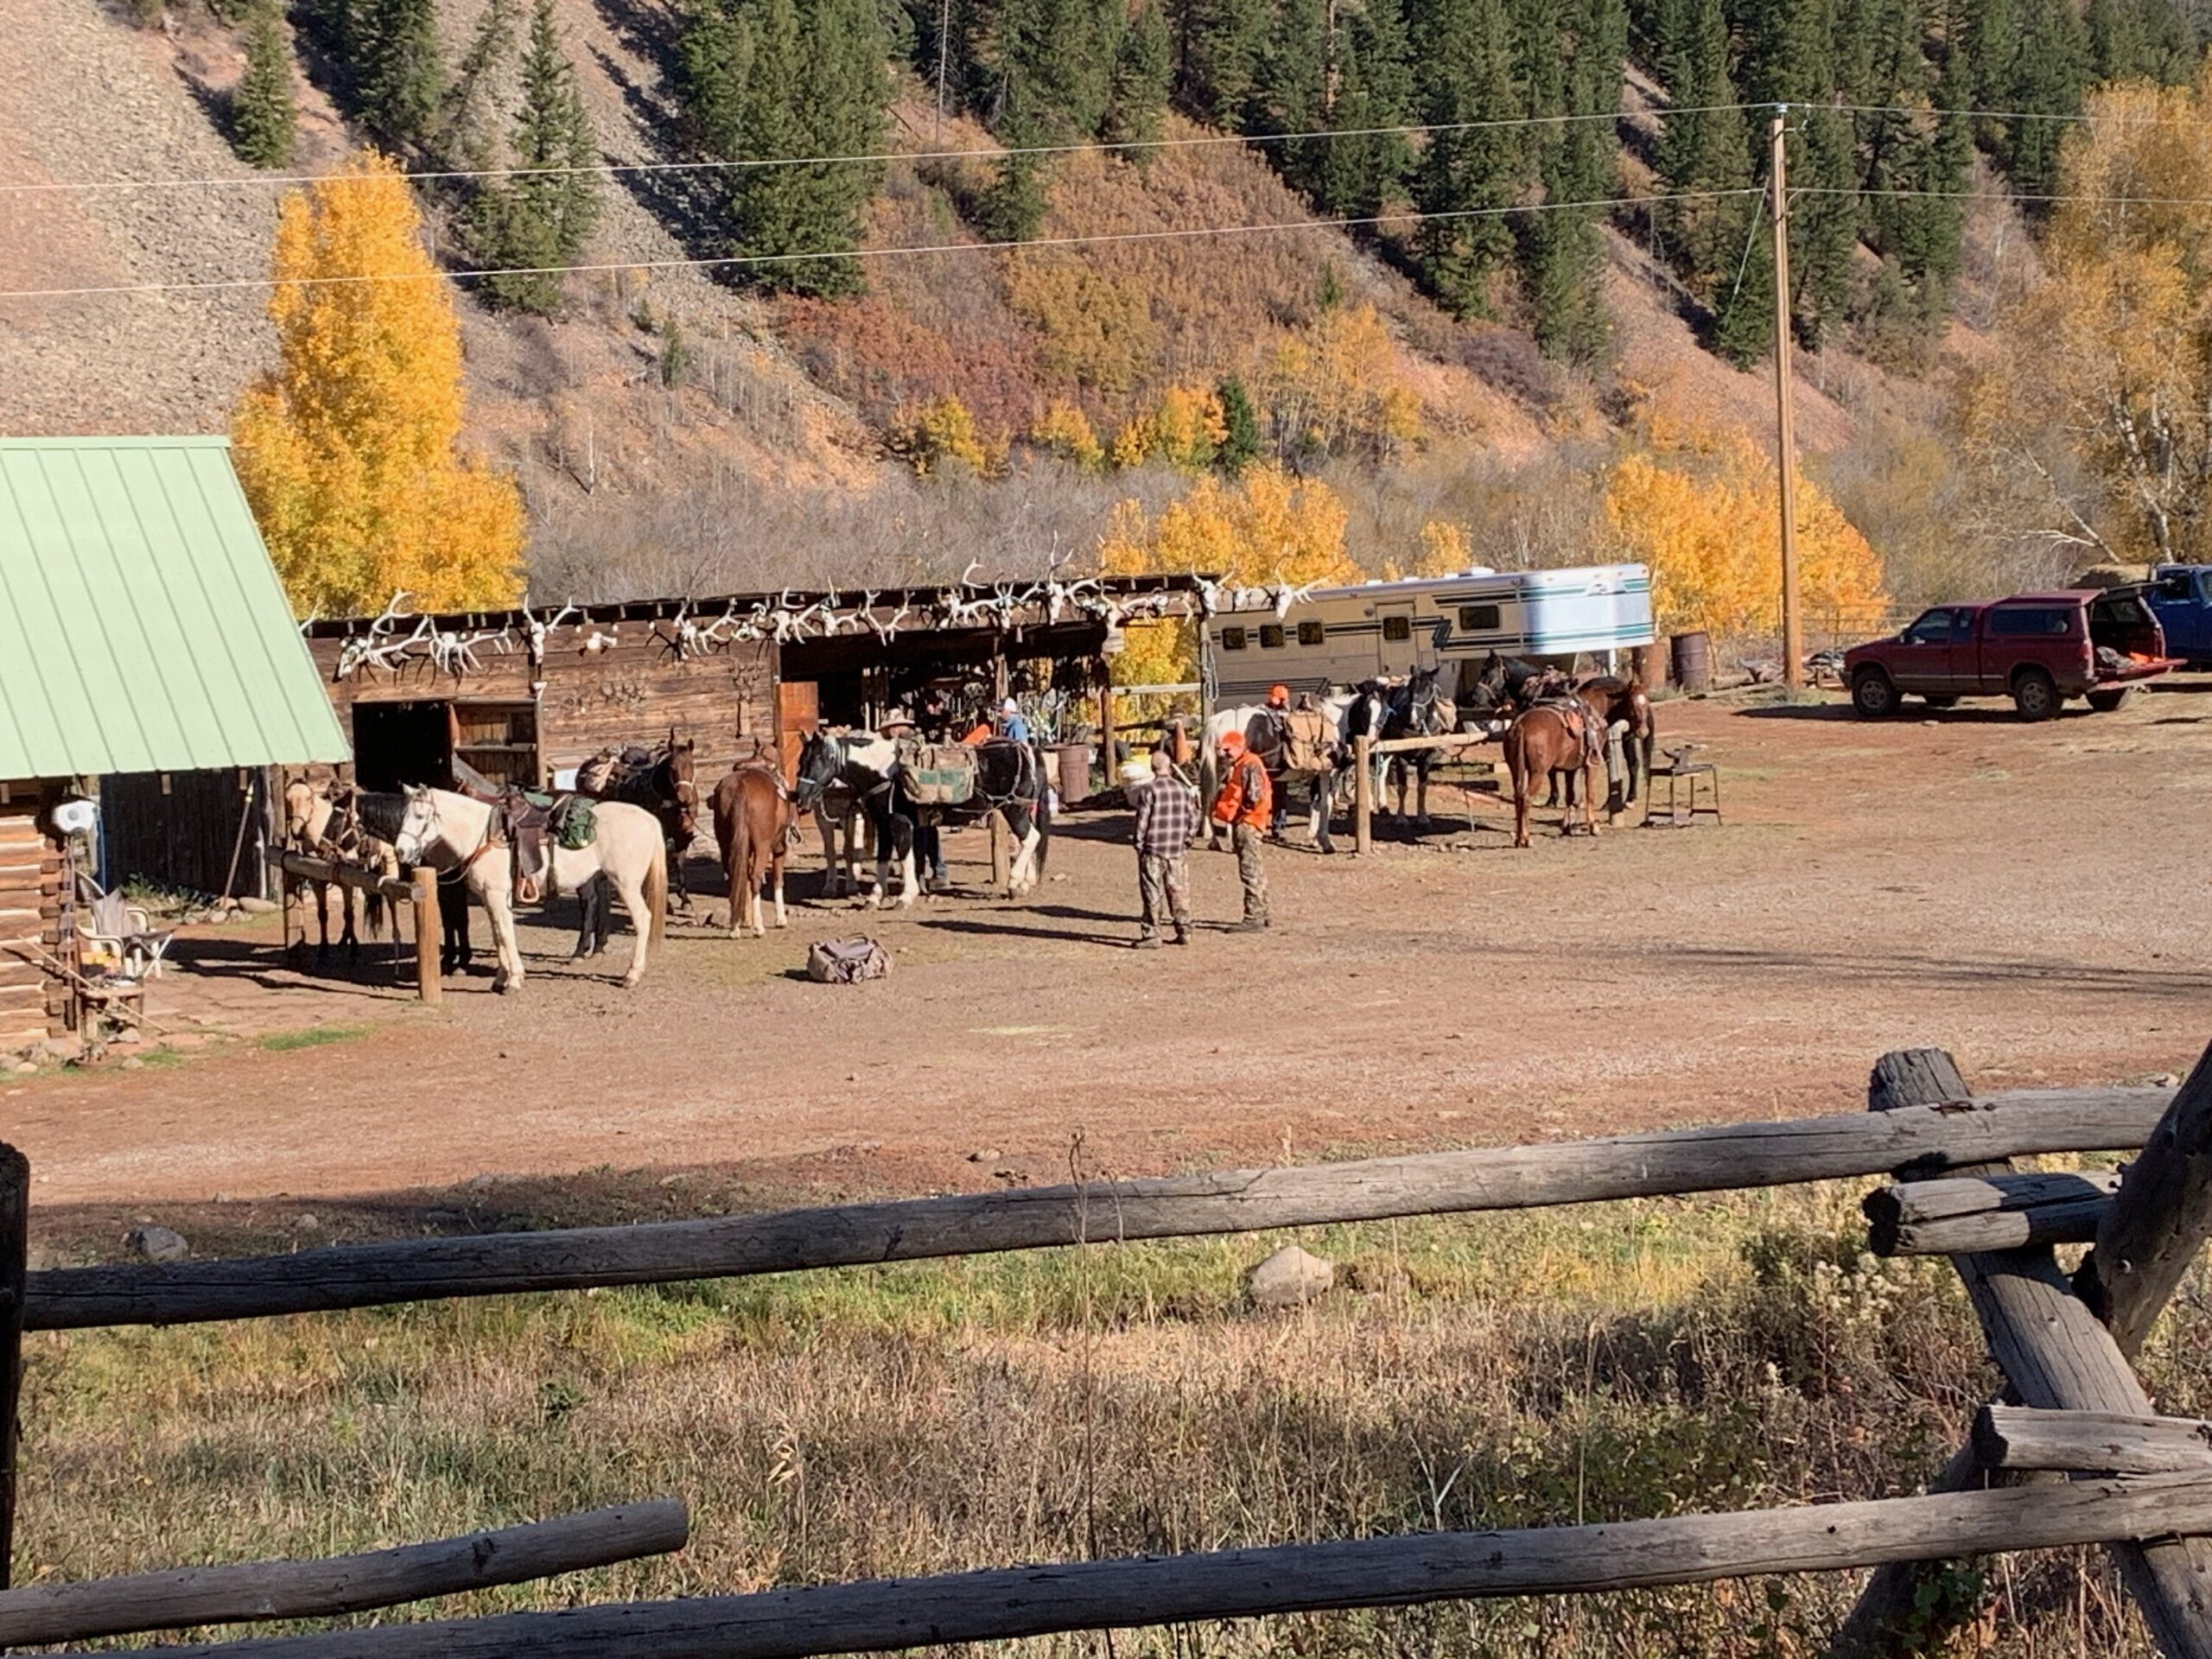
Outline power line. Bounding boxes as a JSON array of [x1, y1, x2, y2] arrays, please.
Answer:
[[0, 96, 2143, 200], [0, 105, 1755, 197], [0, 188, 1764, 301]]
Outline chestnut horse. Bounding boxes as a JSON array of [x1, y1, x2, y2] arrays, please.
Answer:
[[712, 751, 798, 937], [1502, 702, 1602, 848]]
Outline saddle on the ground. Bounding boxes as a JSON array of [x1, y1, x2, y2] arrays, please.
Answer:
[[899, 741, 979, 807], [805, 936, 893, 984]]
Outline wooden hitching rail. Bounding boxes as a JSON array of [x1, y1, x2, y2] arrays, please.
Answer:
[[267, 851, 441, 1006], [23, 1086, 2171, 1330]]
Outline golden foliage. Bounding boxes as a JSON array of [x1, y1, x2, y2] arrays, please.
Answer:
[[1961, 75, 2212, 562], [1262, 305, 1422, 459], [1097, 465, 1362, 683], [1003, 251, 1160, 397], [1030, 400, 1105, 470], [1109, 383, 1229, 471], [232, 153, 524, 618], [1381, 519, 1474, 582], [887, 395, 1005, 476], [1605, 426, 1888, 637]]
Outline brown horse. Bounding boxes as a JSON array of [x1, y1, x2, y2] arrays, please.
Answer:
[[1502, 703, 1601, 848], [1561, 675, 1656, 810], [711, 753, 798, 938]]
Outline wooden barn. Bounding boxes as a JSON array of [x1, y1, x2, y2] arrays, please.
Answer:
[[296, 575, 1202, 798], [0, 437, 350, 1052]]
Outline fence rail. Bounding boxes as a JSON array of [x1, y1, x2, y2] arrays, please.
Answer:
[[22, 1087, 2172, 1332], [266, 851, 441, 1005]]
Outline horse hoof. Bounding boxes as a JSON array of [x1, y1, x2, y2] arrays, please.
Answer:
[[621, 974, 643, 989]]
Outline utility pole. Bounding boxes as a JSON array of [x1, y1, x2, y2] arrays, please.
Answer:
[[1770, 106, 1804, 690]]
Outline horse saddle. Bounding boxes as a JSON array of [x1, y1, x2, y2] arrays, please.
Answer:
[[898, 741, 978, 807], [1530, 695, 1605, 766], [499, 791, 596, 904]]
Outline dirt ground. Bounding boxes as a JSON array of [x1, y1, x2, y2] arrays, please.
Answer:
[[10, 680, 2211, 1241]]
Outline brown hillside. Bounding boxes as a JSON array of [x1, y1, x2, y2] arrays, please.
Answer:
[[0, 0, 2009, 591]]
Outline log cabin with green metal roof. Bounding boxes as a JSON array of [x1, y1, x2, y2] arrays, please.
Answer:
[[0, 436, 349, 1052]]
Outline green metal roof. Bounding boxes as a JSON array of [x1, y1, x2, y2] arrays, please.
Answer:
[[0, 437, 350, 779]]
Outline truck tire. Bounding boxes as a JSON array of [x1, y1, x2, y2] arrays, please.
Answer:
[[2012, 667, 2061, 721], [2086, 686, 2133, 713], [1922, 694, 1960, 709], [1852, 667, 1901, 717]]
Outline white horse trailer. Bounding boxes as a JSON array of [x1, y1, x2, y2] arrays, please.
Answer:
[[1204, 564, 1656, 707]]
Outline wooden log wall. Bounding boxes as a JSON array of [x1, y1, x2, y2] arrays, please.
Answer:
[[0, 791, 64, 1052], [303, 629, 779, 780]]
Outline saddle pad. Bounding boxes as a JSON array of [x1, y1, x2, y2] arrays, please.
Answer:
[[805, 936, 893, 984], [900, 742, 977, 807]]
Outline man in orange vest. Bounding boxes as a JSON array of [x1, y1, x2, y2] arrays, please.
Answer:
[[1211, 730, 1273, 931]]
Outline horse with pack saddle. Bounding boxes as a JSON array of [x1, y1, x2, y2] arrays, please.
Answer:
[[573, 731, 700, 907], [792, 720, 1049, 908], [1199, 689, 1345, 854]]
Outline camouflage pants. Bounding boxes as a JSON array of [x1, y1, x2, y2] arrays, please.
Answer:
[[1137, 852, 1191, 939], [1230, 823, 1268, 922]]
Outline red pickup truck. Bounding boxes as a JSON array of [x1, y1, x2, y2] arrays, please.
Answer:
[[1845, 590, 2174, 721]]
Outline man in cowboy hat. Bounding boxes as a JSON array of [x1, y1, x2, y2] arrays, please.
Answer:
[[880, 708, 949, 892], [1210, 729, 1272, 932]]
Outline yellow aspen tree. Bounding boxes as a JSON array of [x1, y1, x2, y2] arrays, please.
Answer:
[[232, 152, 524, 617]]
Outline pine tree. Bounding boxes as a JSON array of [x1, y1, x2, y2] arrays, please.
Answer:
[[232, 0, 299, 169], [441, 0, 520, 168], [2136, 0, 2197, 83], [232, 155, 524, 617], [1787, 107, 1855, 347], [729, 0, 888, 292], [1216, 375, 1262, 470], [2004, 0, 2084, 201], [1313, 0, 1414, 220], [353, 0, 444, 149], [1958, 0, 2017, 139], [1653, 0, 1751, 289], [1165, 0, 1269, 125], [1712, 199, 1775, 364], [471, 0, 601, 314], [1102, 0, 1173, 152], [1527, 51, 1615, 361], [677, 0, 753, 160], [2085, 0, 2144, 79], [1255, 0, 1332, 192], [1410, 0, 1523, 316]]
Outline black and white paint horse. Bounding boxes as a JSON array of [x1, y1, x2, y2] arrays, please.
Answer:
[[1339, 666, 1460, 831], [1197, 699, 1346, 854], [792, 730, 1050, 906]]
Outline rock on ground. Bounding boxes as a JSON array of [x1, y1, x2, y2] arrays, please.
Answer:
[[125, 1224, 188, 1262], [1248, 1243, 1334, 1310]]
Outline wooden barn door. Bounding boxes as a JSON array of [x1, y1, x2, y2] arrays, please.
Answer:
[[778, 681, 819, 785]]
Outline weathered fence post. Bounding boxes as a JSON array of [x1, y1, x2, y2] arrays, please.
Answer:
[[0, 1141, 26, 1590], [2075, 1040, 2212, 1353], [410, 868, 440, 1007], [1352, 735, 1372, 856]]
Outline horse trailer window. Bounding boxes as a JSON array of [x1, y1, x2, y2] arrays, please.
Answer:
[[1382, 614, 1413, 642], [1459, 604, 1502, 632], [1988, 607, 2073, 637], [1297, 620, 1326, 645], [1259, 624, 1287, 649], [1221, 626, 1248, 651]]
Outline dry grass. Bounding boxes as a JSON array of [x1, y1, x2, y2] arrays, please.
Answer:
[[21, 1174, 2209, 1654]]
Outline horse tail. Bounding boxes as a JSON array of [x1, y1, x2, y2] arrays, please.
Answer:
[[364, 890, 385, 940], [644, 831, 670, 945]]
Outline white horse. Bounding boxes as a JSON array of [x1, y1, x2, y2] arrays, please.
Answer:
[[390, 787, 669, 992], [1198, 696, 1351, 854]]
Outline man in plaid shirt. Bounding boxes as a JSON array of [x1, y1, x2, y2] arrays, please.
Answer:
[[1132, 750, 1198, 947]]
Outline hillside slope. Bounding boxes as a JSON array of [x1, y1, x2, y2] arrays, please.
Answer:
[[0, 0, 1999, 591]]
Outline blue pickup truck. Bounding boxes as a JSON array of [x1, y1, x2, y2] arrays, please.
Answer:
[[2145, 566, 2212, 665]]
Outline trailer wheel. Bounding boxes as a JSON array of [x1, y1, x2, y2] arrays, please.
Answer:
[[2012, 667, 2061, 721], [2086, 686, 2133, 713]]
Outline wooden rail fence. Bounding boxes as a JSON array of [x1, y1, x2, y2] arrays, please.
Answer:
[[265, 851, 441, 1005], [8, 1051, 2212, 1654]]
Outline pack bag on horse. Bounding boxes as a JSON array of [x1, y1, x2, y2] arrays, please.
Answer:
[[711, 743, 801, 938], [281, 779, 403, 964], [573, 731, 701, 906], [792, 720, 1050, 910], [1198, 683, 1344, 855], [390, 780, 668, 992], [1501, 690, 1605, 848]]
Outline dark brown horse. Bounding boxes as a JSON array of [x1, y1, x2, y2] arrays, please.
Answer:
[[711, 750, 797, 938], [1567, 675, 1656, 808], [1502, 702, 1601, 848], [576, 730, 701, 905]]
